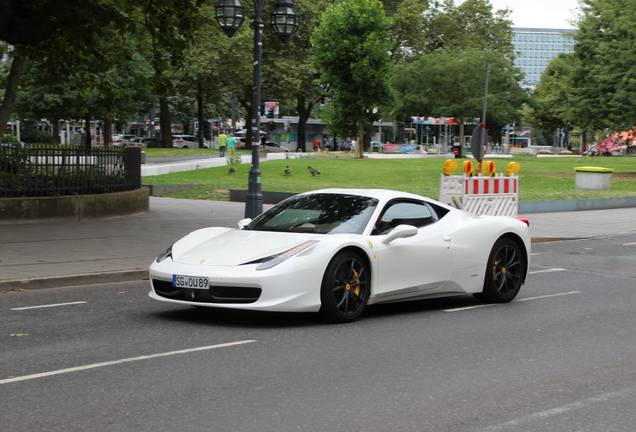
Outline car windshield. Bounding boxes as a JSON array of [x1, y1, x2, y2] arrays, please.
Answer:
[[245, 193, 379, 234]]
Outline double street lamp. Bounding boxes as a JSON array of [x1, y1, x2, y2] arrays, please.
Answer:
[[215, 0, 299, 219]]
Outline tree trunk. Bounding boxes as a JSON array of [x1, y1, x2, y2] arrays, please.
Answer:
[[363, 123, 373, 151], [356, 114, 365, 159], [581, 129, 587, 153], [104, 119, 113, 148], [0, 53, 27, 144], [52, 118, 60, 144], [159, 97, 173, 148], [197, 81, 204, 148], [83, 114, 92, 149], [295, 96, 313, 152]]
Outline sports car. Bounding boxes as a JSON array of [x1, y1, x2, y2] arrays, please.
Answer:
[[149, 189, 531, 323]]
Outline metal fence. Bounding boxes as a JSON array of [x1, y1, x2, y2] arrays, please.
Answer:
[[0, 145, 141, 197]]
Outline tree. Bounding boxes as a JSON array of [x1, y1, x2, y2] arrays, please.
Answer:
[[524, 53, 577, 132], [0, 0, 124, 143], [262, 0, 330, 152], [381, 0, 430, 63], [569, 0, 636, 131], [134, 0, 206, 149], [392, 47, 527, 146], [422, 0, 514, 54], [312, 0, 394, 158]]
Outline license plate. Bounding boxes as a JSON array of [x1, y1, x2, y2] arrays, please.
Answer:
[[173, 275, 209, 289]]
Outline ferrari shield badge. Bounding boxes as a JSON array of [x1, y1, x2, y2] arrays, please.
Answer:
[[367, 240, 374, 249]]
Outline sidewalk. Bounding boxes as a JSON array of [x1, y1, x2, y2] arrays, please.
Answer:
[[2, 196, 636, 290]]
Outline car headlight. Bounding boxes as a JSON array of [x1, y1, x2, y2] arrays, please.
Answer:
[[156, 245, 173, 263], [256, 241, 319, 271]]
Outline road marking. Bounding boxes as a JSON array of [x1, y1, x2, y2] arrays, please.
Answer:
[[623, 241, 636, 246], [518, 291, 580, 302], [11, 301, 87, 311], [479, 385, 634, 431], [0, 340, 256, 385], [444, 291, 580, 312], [529, 268, 566, 274]]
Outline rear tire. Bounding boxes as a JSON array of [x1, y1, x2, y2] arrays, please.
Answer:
[[476, 237, 525, 303], [319, 251, 369, 323]]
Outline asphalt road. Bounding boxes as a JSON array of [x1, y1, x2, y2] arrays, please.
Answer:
[[2, 234, 636, 432]]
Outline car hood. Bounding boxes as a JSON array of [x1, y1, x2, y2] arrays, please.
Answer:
[[172, 228, 320, 266]]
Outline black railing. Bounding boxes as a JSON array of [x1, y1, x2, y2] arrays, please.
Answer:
[[0, 145, 141, 197]]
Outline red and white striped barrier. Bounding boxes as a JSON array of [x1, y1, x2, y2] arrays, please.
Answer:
[[439, 173, 519, 216]]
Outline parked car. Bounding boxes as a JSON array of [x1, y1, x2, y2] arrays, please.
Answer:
[[258, 141, 289, 152], [125, 137, 162, 148], [112, 134, 136, 147], [149, 188, 531, 323], [172, 135, 209, 149], [235, 129, 267, 148]]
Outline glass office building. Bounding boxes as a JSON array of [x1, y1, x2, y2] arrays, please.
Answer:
[[512, 28, 576, 89]]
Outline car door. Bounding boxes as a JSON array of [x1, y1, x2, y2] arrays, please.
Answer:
[[373, 199, 455, 296]]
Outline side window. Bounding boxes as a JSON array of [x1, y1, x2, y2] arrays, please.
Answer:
[[372, 200, 437, 235], [428, 201, 450, 220]]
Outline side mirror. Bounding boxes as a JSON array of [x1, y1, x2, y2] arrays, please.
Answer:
[[238, 218, 252, 229], [381, 224, 418, 244]]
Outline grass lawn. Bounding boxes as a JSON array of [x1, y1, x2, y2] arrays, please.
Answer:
[[141, 153, 636, 202]]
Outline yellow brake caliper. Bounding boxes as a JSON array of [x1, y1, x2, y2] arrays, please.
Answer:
[[493, 259, 505, 281], [347, 268, 360, 296]]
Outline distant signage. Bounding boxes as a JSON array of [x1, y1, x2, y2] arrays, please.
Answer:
[[412, 117, 479, 125], [265, 102, 279, 116]]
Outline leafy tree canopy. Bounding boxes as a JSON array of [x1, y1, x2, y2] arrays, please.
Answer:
[[312, 0, 394, 157], [570, 0, 636, 130]]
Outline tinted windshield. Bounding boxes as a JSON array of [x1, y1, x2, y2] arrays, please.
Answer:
[[245, 193, 379, 234]]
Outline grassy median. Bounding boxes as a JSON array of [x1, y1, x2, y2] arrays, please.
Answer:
[[141, 153, 636, 202]]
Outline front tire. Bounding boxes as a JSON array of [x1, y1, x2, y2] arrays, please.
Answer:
[[477, 237, 525, 303], [319, 251, 370, 323]]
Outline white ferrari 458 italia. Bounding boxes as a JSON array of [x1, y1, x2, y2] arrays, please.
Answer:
[[149, 189, 531, 323]]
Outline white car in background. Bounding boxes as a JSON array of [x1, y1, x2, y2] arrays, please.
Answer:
[[125, 137, 162, 148], [112, 134, 136, 147], [172, 135, 209, 149], [149, 189, 531, 323]]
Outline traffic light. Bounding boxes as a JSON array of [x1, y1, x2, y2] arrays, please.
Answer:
[[268, 121, 276, 131]]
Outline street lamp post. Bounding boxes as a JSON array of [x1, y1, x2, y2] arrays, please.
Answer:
[[215, 0, 299, 219]]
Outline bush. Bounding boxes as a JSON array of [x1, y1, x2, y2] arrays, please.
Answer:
[[2, 134, 18, 144], [20, 128, 53, 144]]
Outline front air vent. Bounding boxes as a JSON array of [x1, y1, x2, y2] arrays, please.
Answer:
[[152, 279, 261, 304]]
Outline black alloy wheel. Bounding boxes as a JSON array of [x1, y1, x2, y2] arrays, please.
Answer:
[[477, 237, 525, 303], [319, 251, 370, 323]]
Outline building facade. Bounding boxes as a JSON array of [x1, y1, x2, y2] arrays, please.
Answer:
[[512, 27, 576, 89]]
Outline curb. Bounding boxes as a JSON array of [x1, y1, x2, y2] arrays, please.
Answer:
[[0, 269, 149, 291]]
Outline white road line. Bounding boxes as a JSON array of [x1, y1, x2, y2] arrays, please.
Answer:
[[479, 386, 634, 431], [444, 291, 580, 312], [0, 340, 256, 385], [529, 268, 566, 274], [518, 291, 580, 302], [622, 241, 636, 246], [11, 301, 87, 311]]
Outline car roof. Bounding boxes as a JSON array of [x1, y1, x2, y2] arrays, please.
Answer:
[[297, 188, 448, 205]]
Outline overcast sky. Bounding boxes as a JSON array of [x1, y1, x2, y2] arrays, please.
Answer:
[[488, 0, 581, 29]]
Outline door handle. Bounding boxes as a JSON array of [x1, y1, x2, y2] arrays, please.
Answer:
[[443, 236, 452, 242]]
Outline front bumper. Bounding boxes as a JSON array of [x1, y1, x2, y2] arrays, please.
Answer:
[[148, 258, 324, 313]]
